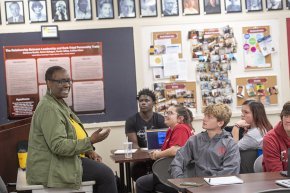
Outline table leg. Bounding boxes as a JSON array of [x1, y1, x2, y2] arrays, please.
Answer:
[[119, 163, 125, 192], [125, 162, 132, 193]]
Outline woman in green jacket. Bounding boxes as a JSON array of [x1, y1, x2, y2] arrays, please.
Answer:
[[26, 66, 117, 193]]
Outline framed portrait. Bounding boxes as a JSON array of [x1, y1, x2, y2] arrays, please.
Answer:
[[28, 0, 48, 23], [74, 0, 92, 20], [139, 0, 157, 17], [287, 0, 290, 9], [245, 0, 263, 12], [51, 0, 70, 21], [96, 0, 114, 19], [161, 0, 179, 16], [224, 0, 242, 13], [182, 0, 200, 15], [5, 1, 25, 24], [118, 0, 136, 18], [266, 0, 283, 10], [203, 0, 221, 14]]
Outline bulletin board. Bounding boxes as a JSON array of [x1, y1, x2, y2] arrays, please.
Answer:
[[154, 81, 196, 112], [236, 76, 278, 106], [0, 27, 137, 124], [242, 26, 272, 70], [152, 31, 182, 58]]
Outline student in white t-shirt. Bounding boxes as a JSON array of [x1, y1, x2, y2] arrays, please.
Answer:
[[231, 100, 273, 150]]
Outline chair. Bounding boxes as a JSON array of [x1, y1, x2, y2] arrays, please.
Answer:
[[152, 157, 174, 188], [254, 154, 264, 173], [255, 188, 290, 193], [240, 149, 258, 173], [0, 176, 8, 193]]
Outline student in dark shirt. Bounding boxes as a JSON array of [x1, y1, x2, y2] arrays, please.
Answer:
[[125, 88, 167, 181], [204, 0, 221, 13]]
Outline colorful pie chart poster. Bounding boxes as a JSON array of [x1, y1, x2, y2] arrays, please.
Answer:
[[242, 26, 272, 70]]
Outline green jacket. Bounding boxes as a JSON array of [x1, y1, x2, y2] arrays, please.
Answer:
[[26, 92, 93, 189]]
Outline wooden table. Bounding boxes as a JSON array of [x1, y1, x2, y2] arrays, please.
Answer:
[[168, 172, 288, 193], [110, 149, 151, 193]]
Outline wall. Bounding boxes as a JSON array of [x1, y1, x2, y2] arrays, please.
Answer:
[[0, 0, 289, 174]]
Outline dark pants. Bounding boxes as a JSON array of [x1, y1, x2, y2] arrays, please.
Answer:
[[136, 173, 178, 193], [82, 158, 118, 193], [131, 160, 155, 181]]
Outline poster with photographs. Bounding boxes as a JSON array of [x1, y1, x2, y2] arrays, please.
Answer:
[[139, 0, 157, 17], [96, 0, 114, 19], [51, 0, 70, 21], [28, 0, 48, 23], [5, 1, 25, 24], [182, 0, 200, 15], [161, 0, 179, 16], [189, 26, 237, 107], [236, 76, 278, 106], [154, 82, 197, 113], [224, 0, 242, 13], [118, 0, 136, 18], [74, 0, 92, 20], [203, 0, 221, 14], [266, 0, 283, 10]]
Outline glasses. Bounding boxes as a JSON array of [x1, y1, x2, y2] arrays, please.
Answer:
[[48, 79, 72, 86]]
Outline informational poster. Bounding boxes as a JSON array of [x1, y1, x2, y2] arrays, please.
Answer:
[[242, 26, 272, 70], [4, 42, 104, 119], [153, 82, 196, 112], [236, 76, 278, 106]]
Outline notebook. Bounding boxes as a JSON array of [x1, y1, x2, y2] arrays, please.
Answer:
[[146, 129, 167, 150], [204, 176, 244, 186], [280, 148, 290, 177]]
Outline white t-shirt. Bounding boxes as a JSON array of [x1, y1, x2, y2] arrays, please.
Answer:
[[238, 127, 264, 150]]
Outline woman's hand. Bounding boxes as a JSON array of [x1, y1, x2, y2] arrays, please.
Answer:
[[235, 120, 250, 129], [90, 128, 111, 144], [85, 151, 102, 163], [149, 150, 160, 160]]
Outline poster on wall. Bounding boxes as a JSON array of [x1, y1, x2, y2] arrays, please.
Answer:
[[154, 81, 196, 112], [189, 26, 236, 107], [242, 26, 273, 70], [236, 75, 278, 106], [4, 42, 104, 119]]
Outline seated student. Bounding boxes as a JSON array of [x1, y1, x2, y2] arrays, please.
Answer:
[[170, 103, 240, 178], [263, 101, 290, 172], [125, 88, 167, 181], [231, 100, 272, 150], [136, 105, 194, 193]]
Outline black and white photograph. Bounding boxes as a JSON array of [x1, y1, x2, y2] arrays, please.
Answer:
[[245, 0, 262, 11], [74, 0, 92, 20], [225, 0, 241, 13], [182, 0, 200, 15], [118, 0, 136, 18], [204, 0, 221, 14], [96, 0, 114, 19], [139, 0, 157, 17], [266, 0, 283, 10], [5, 1, 25, 24], [161, 0, 179, 16], [28, 0, 48, 22], [51, 0, 70, 21]]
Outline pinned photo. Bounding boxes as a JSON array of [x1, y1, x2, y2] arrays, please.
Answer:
[[236, 85, 244, 98]]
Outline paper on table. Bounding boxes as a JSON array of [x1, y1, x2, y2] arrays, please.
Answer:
[[204, 176, 244, 186], [114, 149, 138, 154]]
